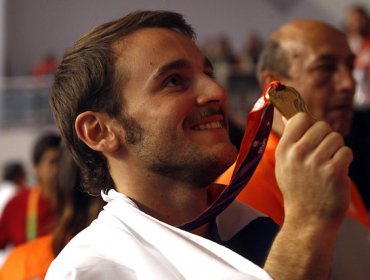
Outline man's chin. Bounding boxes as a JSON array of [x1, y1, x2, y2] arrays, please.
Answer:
[[215, 145, 238, 173], [190, 148, 238, 187]]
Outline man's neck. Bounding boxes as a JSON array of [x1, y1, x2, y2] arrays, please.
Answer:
[[114, 169, 212, 235]]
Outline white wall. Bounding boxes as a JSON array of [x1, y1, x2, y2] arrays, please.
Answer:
[[5, 0, 370, 76]]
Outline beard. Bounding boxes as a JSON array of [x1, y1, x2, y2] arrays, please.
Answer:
[[117, 114, 235, 187]]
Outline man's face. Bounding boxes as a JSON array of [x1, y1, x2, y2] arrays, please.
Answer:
[[113, 28, 237, 186], [35, 148, 61, 187], [278, 28, 356, 136]]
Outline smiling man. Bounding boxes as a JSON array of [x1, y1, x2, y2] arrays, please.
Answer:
[[46, 11, 353, 279]]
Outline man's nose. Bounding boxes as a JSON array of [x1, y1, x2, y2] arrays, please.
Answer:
[[336, 64, 356, 94], [196, 76, 228, 105]]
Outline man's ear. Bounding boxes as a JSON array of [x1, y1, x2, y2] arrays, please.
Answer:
[[75, 111, 120, 153], [259, 70, 283, 89]]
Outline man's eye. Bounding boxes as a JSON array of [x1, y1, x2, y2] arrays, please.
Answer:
[[315, 64, 337, 72], [164, 75, 188, 89]]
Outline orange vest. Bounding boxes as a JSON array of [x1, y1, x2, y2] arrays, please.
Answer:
[[217, 132, 370, 227]]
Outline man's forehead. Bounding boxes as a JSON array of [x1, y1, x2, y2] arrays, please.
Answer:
[[111, 27, 209, 93], [113, 28, 205, 73], [279, 33, 351, 62], [113, 27, 195, 54], [303, 38, 353, 64], [274, 20, 350, 52]]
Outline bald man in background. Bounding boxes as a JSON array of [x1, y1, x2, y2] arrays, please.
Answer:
[[220, 19, 370, 279]]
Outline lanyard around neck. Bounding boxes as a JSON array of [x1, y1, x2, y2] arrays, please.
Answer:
[[26, 187, 41, 241]]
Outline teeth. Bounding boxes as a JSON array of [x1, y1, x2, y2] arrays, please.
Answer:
[[196, 121, 223, 130]]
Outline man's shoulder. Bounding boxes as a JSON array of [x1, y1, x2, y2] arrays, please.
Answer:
[[46, 240, 137, 280], [52, 205, 143, 258], [46, 220, 132, 278], [46, 211, 162, 279]]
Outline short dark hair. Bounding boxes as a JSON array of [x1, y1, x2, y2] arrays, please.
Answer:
[[256, 39, 291, 81], [32, 132, 61, 166], [50, 10, 195, 195], [3, 162, 25, 181]]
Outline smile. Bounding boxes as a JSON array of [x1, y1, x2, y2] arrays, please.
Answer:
[[193, 121, 224, 130]]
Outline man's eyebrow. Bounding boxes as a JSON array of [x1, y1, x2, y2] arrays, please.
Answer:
[[313, 54, 336, 62], [153, 58, 213, 81], [313, 53, 355, 63], [153, 59, 190, 80]]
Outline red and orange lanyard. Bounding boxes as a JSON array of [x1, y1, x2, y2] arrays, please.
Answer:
[[26, 187, 41, 241]]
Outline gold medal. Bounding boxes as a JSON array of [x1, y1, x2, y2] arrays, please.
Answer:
[[266, 82, 315, 120]]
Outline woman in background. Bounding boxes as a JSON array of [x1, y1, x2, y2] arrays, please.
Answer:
[[0, 147, 105, 279]]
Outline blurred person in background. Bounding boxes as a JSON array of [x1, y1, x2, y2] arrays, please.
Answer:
[[218, 19, 370, 280], [237, 32, 264, 76], [212, 35, 239, 87], [0, 132, 61, 252], [0, 162, 27, 265], [0, 146, 105, 279], [344, 4, 370, 210], [345, 4, 370, 108], [33, 53, 59, 77], [0, 162, 27, 216]]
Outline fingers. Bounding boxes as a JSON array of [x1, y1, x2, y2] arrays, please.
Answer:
[[299, 121, 332, 157], [312, 131, 344, 163], [330, 145, 353, 173], [278, 113, 332, 160], [278, 113, 315, 150], [278, 112, 352, 169]]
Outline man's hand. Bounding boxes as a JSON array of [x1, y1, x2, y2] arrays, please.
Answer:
[[264, 113, 353, 280], [276, 112, 352, 228]]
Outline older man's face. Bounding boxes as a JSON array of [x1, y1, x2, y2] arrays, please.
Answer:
[[279, 26, 356, 136]]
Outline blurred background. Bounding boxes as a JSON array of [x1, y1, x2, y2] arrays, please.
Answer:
[[0, 0, 369, 184]]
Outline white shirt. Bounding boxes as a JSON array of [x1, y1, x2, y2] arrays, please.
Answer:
[[0, 181, 18, 215], [46, 189, 272, 280]]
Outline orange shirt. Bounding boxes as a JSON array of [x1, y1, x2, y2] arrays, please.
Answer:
[[0, 235, 54, 280], [218, 132, 370, 227]]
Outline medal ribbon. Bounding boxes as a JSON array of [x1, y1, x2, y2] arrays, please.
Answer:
[[179, 82, 274, 231]]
